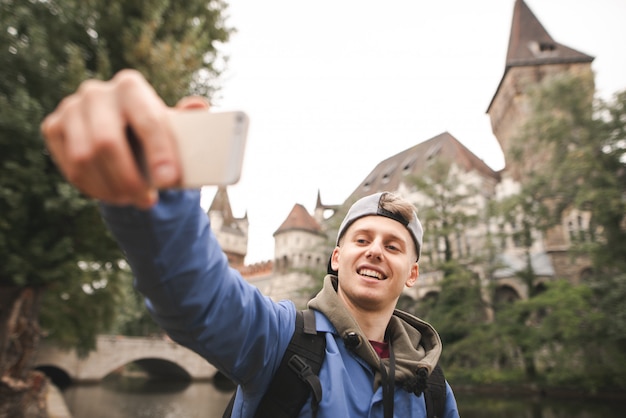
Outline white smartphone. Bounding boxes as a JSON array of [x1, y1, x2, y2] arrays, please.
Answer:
[[167, 109, 249, 187]]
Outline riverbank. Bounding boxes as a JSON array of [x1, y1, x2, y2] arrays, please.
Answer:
[[46, 382, 71, 418], [453, 383, 626, 401]]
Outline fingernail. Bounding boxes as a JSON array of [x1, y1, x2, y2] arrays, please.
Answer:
[[136, 189, 158, 209], [154, 163, 176, 186], [145, 189, 158, 204]]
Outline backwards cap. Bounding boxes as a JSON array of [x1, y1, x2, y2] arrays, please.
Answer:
[[336, 192, 423, 261]]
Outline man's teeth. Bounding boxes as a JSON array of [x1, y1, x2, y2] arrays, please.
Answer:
[[359, 269, 385, 280]]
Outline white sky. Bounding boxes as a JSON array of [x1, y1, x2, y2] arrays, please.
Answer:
[[202, 0, 626, 264]]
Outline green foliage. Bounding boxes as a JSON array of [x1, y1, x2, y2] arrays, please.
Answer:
[[410, 160, 479, 265], [0, 0, 232, 352], [517, 72, 626, 273], [493, 179, 551, 296], [108, 267, 163, 337], [438, 277, 626, 391], [492, 279, 626, 390], [462, 74, 626, 390], [422, 262, 487, 345], [38, 261, 128, 356]]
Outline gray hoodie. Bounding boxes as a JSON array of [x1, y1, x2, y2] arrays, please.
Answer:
[[308, 275, 443, 395]]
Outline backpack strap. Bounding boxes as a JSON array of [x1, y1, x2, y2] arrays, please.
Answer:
[[223, 309, 327, 418], [424, 364, 447, 418], [255, 309, 326, 418]]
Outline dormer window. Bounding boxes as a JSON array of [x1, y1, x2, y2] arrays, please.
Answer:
[[529, 41, 557, 57], [362, 174, 376, 190], [381, 163, 397, 184], [425, 143, 442, 161], [402, 155, 417, 174]]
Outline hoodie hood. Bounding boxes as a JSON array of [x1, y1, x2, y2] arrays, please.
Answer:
[[308, 275, 443, 395]]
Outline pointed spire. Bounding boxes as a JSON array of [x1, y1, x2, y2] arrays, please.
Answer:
[[208, 186, 235, 224], [506, 0, 593, 68]]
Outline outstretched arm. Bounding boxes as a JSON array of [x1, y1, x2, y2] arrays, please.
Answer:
[[100, 189, 294, 388], [41, 70, 294, 391]]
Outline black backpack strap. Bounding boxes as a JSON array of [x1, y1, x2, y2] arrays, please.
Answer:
[[223, 309, 327, 418], [255, 309, 326, 418], [424, 364, 447, 418], [222, 391, 236, 418]]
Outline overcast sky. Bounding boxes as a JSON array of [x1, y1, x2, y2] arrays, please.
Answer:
[[202, 0, 626, 264]]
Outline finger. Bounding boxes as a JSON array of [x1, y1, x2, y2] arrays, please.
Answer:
[[175, 96, 210, 110], [79, 79, 151, 202], [41, 104, 69, 170], [42, 95, 119, 202], [112, 70, 181, 189]]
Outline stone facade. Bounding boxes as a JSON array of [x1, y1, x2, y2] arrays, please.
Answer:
[[211, 0, 598, 303]]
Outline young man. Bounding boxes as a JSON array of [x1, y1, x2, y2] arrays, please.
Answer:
[[41, 70, 460, 417]]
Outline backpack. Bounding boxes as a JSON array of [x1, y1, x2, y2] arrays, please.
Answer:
[[223, 309, 447, 418]]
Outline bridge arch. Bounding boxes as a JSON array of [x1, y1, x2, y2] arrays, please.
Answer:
[[35, 335, 218, 383], [35, 365, 72, 389], [132, 358, 192, 380], [494, 283, 522, 304]]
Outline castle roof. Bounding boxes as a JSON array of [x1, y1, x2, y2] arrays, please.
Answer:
[[343, 132, 500, 205], [274, 203, 323, 236], [208, 186, 247, 236], [208, 186, 235, 223], [505, 0, 593, 68], [488, 0, 594, 112], [315, 189, 339, 213]]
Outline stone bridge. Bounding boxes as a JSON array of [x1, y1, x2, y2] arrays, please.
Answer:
[[34, 335, 218, 384]]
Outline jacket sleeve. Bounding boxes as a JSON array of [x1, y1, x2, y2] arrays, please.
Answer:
[[99, 189, 294, 390], [444, 382, 460, 418]]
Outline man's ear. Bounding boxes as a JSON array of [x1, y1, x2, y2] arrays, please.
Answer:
[[331, 247, 341, 272], [406, 262, 419, 288]]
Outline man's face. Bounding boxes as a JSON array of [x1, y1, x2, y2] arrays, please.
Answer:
[[331, 215, 419, 313]]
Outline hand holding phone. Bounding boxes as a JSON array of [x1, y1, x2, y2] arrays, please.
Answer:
[[129, 110, 249, 188]]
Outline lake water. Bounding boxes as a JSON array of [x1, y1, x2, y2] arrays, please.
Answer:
[[62, 377, 626, 418]]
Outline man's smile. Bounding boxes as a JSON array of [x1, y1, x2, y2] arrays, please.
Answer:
[[358, 268, 387, 281]]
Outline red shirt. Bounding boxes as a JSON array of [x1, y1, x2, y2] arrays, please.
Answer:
[[370, 340, 390, 359]]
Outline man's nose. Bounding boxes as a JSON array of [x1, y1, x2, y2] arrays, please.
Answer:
[[366, 239, 383, 259]]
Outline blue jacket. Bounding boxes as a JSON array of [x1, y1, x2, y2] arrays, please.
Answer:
[[100, 190, 460, 418]]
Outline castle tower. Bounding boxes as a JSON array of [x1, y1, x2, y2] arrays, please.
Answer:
[[273, 203, 327, 275], [207, 186, 248, 268], [487, 0, 594, 181], [487, 0, 595, 281]]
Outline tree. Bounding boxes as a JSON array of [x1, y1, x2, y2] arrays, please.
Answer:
[[486, 72, 626, 389], [419, 261, 490, 379], [107, 263, 163, 337], [0, 0, 232, 415], [517, 72, 626, 275], [410, 160, 479, 268], [495, 176, 551, 298], [493, 279, 626, 391]]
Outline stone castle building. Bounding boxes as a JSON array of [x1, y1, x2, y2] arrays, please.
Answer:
[[207, 0, 596, 305]]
